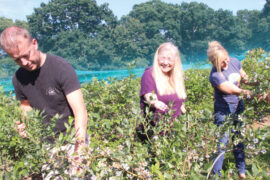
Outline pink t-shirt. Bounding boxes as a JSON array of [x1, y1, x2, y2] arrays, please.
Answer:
[[140, 67, 185, 124]]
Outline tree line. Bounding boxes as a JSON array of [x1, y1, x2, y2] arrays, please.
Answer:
[[0, 0, 269, 72]]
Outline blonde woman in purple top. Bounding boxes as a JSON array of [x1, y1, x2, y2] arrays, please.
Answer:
[[137, 42, 186, 141]]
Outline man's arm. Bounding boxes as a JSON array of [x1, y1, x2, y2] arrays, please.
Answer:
[[66, 88, 88, 152], [20, 100, 33, 117]]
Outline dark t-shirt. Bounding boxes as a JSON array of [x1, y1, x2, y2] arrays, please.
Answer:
[[12, 54, 81, 132], [209, 57, 241, 104], [140, 67, 185, 124]]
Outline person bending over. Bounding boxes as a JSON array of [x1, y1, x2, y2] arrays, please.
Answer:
[[208, 41, 252, 179], [0, 26, 88, 174]]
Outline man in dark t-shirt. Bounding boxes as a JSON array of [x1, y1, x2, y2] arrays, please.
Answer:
[[12, 54, 81, 133], [0, 26, 88, 171]]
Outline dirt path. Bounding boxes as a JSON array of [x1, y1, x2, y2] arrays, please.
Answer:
[[250, 115, 270, 129]]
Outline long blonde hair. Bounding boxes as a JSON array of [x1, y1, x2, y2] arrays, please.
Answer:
[[207, 41, 229, 73], [152, 42, 186, 99]]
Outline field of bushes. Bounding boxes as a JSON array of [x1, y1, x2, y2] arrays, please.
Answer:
[[0, 49, 269, 179]]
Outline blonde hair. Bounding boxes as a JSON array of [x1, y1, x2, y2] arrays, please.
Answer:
[[207, 41, 229, 73], [152, 42, 186, 99], [0, 26, 32, 53]]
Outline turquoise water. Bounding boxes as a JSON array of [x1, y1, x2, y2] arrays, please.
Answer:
[[0, 63, 211, 93]]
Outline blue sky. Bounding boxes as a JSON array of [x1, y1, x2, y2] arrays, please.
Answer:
[[0, 0, 266, 21]]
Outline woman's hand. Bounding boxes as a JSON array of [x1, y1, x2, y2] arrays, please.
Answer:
[[181, 104, 186, 114], [266, 93, 270, 104], [144, 93, 168, 111], [153, 100, 168, 111], [255, 92, 270, 104], [242, 89, 252, 99]]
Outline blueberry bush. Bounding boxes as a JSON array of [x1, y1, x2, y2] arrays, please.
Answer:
[[0, 49, 269, 179]]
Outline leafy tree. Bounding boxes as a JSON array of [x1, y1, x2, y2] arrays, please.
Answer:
[[0, 17, 14, 33], [237, 10, 263, 50], [127, 0, 182, 62], [27, 0, 117, 52], [112, 17, 148, 64], [262, 0, 270, 17], [46, 29, 115, 70], [260, 0, 270, 50], [207, 9, 251, 55], [226, 13, 251, 53], [27, 0, 117, 70], [237, 0, 270, 51], [179, 2, 216, 61]]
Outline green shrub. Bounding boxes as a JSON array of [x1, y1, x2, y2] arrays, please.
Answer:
[[0, 49, 269, 179]]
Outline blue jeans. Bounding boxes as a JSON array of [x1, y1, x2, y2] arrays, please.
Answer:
[[213, 100, 245, 176]]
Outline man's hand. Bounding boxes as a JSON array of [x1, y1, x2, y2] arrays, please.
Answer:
[[71, 142, 87, 176], [71, 154, 83, 175], [16, 121, 26, 138]]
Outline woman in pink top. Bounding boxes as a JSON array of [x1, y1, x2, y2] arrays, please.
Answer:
[[137, 42, 186, 141]]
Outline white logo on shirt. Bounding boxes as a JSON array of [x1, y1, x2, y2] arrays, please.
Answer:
[[228, 73, 240, 85], [46, 87, 60, 96]]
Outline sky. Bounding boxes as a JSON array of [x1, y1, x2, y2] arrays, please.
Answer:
[[0, 0, 267, 21]]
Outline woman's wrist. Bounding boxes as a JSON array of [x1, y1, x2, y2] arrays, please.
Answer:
[[150, 99, 158, 106], [145, 93, 158, 106], [241, 75, 249, 84], [241, 89, 251, 99]]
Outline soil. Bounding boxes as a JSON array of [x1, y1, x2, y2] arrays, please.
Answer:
[[250, 115, 270, 129]]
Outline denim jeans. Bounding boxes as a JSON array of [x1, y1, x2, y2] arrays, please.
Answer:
[[213, 99, 245, 176]]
